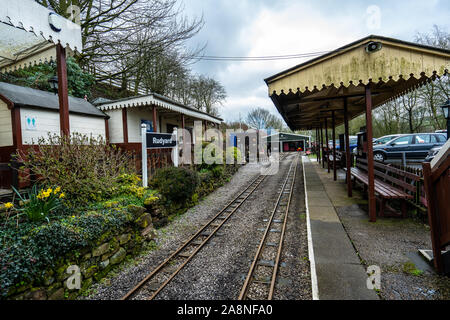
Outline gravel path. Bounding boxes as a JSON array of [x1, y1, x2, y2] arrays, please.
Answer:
[[84, 153, 312, 300]]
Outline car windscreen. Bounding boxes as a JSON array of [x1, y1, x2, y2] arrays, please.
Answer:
[[392, 135, 412, 145]]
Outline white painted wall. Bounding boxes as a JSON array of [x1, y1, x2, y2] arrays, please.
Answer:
[[21, 108, 60, 144], [0, 100, 13, 147], [20, 107, 106, 144], [126, 107, 160, 143], [106, 109, 123, 144], [70, 114, 105, 140]]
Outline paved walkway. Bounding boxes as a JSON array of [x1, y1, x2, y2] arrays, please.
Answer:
[[303, 156, 378, 300]]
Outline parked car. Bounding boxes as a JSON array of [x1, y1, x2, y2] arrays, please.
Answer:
[[328, 139, 340, 149], [425, 146, 443, 162], [373, 133, 447, 162], [373, 134, 404, 146], [328, 136, 358, 152]]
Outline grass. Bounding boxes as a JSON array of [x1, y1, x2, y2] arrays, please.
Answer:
[[402, 261, 424, 276]]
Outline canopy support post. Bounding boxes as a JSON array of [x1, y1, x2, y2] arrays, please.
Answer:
[[152, 106, 158, 132], [365, 86, 377, 222], [343, 98, 352, 197], [325, 117, 330, 173], [320, 123, 324, 168], [332, 111, 337, 181], [122, 108, 128, 143], [316, 128, 320, 163], [56, 44, 70, 137]]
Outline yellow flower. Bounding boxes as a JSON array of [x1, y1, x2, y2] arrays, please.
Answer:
[[59, 193, 65, 199], [47, 188, 53, 194], [4, 202, 13, 209], [54, 187, 61, 194]]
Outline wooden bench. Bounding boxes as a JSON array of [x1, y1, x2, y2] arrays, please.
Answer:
[[344, 158, 418, 217]]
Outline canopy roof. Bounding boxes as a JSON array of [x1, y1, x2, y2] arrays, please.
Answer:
[[0, 82, 107, 118], [265, 35, 450, 131], [0, 0, 82, 73], [95, 93, 223, 124]]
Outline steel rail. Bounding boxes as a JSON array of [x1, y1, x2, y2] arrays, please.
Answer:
[[268, 156, 298, 299], [238, 154, 298, 300], [121, 153, 288, 300]]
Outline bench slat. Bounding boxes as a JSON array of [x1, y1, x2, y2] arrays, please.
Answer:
[[350, 167, 412, 199]]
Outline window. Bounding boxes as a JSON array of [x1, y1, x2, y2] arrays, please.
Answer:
[[392, 135, 412, 145], [376, 136, 397, 145], [414, 134, 430, 144], [436, 134, 447, 143], [141, 119, 154, 133]]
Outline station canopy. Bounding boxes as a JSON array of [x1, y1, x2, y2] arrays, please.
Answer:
[[265, 35, 450, 131], [0, 0, 82, 73]]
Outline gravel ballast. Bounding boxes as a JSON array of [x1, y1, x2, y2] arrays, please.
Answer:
[[83, 154, 312, 300]]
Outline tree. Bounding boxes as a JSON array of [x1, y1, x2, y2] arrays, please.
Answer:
[[415, 25, 450, 130], [36, 0, 204, 84], [189, 75, 227, 116], [246, 108, 284, 130]]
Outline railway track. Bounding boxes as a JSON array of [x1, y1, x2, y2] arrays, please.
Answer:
[[121, 153, 290, 300], [238, 154, 298, 300]]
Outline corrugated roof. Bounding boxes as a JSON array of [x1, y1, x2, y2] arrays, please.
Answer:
[[0, 82, 107, 118]]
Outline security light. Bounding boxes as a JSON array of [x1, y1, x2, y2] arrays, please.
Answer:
[[440, 99, 450, 140], [48, 76, 58, 94], [441, 99, 450, 120]]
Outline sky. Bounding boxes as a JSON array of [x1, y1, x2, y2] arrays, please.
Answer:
[[181, 0, 450, 123]]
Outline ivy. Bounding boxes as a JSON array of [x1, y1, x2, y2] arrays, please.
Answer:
[[0, 208, 133, 298], [1, 57, 94, 98]]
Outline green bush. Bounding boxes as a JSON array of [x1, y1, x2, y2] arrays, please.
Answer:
[[150, 167, 198, 205], [211, 165, 224, 178], [0, 207, 134, 298], [15, 133, 137, 209]]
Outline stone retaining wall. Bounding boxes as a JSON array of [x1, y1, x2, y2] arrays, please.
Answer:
[[7, 205, 156, 300]]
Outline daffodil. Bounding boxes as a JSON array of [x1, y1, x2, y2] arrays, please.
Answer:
[[54, 187, 61, 194], [59, 193, 65, 199], [4, 202, 13, 209]]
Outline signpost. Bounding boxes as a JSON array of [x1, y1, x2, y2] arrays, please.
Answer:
[[141, 124, 178, 187]]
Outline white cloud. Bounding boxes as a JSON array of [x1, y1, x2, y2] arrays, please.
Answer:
[[184, 0, 450, 123]]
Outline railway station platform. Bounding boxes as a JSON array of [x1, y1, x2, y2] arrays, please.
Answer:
[[302, 156, 378, 300]]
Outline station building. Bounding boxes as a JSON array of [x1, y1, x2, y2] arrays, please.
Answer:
[[0, 82, 222, 190], [267, 132, 311, 153]]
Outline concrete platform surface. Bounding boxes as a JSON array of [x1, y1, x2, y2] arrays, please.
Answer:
[[303, 157, 379, 300]]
